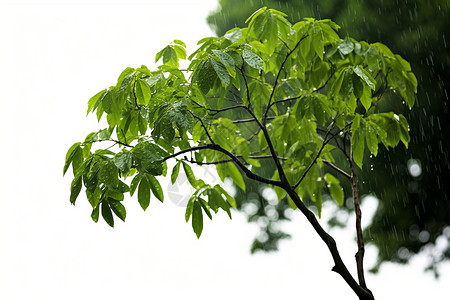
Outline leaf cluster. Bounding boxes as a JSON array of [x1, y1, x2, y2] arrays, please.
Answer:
[[64, 7, 416, 238]]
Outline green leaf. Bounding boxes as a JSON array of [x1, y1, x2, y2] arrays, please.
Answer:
[[352, 73, 364, 99], [85, 167, 99, 194], [226, 163, 245, 192], [366, 46, 381, 72], [214, 184, 236, 209], [312, 34, 324, 60], [354, 66, 376, 90], [137, 175, 151, 211], [63, 142, 81, 176], [91, 205, 100, 222], [360, 85, 373, 111], [130, 174, 142, 196], [199, 198, 213, 220], [113, 151, 132, 177], [171, 162, 181, 184], [182, 161, 199, 188], [373, 42, 394, 58], [212, 50, 235, 67], [132, 142, 163, 172], [173, 39, 186, 47], [211, 186, 232, 219], [192, 58, 217, 94], [365, 122, 379, 156], [87, 89, 107, 115], [224, 28, 242, 43], [324, 174, 344, 206], [245, 6, 267, 23], [329, 68, 345, 97], [185, 196, 195, 222], [192, 201, 203, 238], [338, 40, 354, 55], [242, 48, 264, 70], [70, 175, 82, 205], [98, 161, 119, 188], [101, 200, 114, 227], [210, 58, 230, 87], [135, 79, 151, 105], [109, 199, 126, 222], [146, 174, 164, 202], [351, 115, 365, 169]]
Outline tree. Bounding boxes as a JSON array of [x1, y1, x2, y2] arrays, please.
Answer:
[[63, 8, 417, 300], [208, 0, 450, 276]]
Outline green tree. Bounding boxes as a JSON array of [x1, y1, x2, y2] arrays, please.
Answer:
[[208, 0, 450, 275], [64, 8, 417, 300]]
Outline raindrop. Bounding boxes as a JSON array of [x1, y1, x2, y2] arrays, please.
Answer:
[[418, 231, 430, 243], [444, 226, 450, 238], [243, 202, 258, 215], [407, 158, 422, 177], [256, 232, 269, 243], [265, 205, 279, 220]]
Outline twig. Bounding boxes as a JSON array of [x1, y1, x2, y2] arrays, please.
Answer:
[[323, 159, 352, 180], [263, 33, 309, 123]]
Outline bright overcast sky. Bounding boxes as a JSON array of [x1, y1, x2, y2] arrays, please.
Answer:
[[0, 1, 448, 299]]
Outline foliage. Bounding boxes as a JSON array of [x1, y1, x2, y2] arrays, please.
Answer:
[[208, 0, 450, 275], [64, 7, 417, 299]]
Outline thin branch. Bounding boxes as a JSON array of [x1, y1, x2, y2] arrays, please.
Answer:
[[185, 158, 234, 165], [292, 123, 336, 189], [85, 138, 133, 148], [242, 97, 288, 185], [132, 75, 142, 110], [278, 36, 292, 51], [271, 95, 304, 107], [162, 144, 282, 187], [208, 104, 247, 115], [263, 33, 309, 123], [248, 154, 287, 160], [238, 66, 252, 109], [349, 139, 369, 291], [188, 110, 215, 144], [231, 116, 277, 124], [323, 160, 352, 180]]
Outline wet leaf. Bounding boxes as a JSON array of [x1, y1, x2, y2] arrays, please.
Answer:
[[137, 175, 151, 211], [192, 201, 203, 238], [243, 48, 264, 70]]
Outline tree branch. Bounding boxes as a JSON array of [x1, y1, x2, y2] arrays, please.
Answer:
[[231, 116, 276, 124], [284, 186, 374, 300], [238, 66, 252, 109], [188, 110, 215, 144], [263, 33, 309, 123], [292, 123, 335, 189], [323, 159, 352, 180], [207, 104, 247, 115], [350, 141, 369, 291], [243, 98, 288, 185], [162, 144, 282, 187]]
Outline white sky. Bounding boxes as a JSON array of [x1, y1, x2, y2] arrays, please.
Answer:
[[0, 1, 448, 299]]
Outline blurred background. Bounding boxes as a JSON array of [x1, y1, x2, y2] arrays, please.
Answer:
[[1, 0, 448, 299]]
